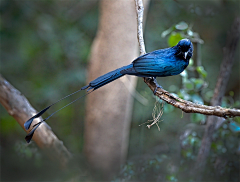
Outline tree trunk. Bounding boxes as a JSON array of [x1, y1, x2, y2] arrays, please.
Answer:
[[83, 0, 148, 176]]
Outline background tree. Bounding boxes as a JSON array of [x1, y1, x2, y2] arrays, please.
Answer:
[[83, 0, 149, 176]]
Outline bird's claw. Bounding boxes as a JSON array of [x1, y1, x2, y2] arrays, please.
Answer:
[[153, 85, 163, 95], [152, 77, 163, 95]]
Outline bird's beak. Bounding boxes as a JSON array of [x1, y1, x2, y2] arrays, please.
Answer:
[[184, 52, 188, 59]]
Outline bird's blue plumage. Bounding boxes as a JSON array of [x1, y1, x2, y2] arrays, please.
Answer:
[[82, 39, 193, 91], [82, 64, 133, 91]]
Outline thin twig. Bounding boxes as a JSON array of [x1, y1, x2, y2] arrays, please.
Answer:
[[147, 101, 164, 130]]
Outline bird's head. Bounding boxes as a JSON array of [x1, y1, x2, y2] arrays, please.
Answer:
[[176, 39, 193, 60]]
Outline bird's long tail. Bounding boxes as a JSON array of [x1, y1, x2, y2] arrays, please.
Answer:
[[81, 64, 133, 91], [24, 63, 134, 143]]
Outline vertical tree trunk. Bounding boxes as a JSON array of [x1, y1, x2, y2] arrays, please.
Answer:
[[83, 0, 148, 176]]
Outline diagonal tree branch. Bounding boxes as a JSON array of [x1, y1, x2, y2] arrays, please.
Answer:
[[0, 74, 72, 167], [134, 1, 240, 118]]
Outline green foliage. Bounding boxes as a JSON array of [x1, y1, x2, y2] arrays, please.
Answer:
[[196, 66, 207, 78], [0, 116, 20, 135], [168, 32, 184, 47], [162, 21, 203, 47]]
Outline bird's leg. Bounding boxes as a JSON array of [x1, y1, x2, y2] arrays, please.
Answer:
[[152, 77, 163, 95], [147, 77, 163, 95], [144, 77, 163, 94]]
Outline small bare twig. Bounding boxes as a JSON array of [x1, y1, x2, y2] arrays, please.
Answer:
[[134, 1, 240, 119], [147, 101, 164, 130]]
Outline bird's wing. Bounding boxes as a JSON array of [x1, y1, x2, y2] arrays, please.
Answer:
[[132, 52, 177, 77]]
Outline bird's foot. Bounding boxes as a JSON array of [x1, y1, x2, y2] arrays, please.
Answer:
[[153, 84, 163, 95], [151, 77, 163, 95], [144, 77, 163, 95]]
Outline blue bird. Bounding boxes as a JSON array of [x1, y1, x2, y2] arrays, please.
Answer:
[[24, 39, 193, 142], [82, 38, 193, 91]]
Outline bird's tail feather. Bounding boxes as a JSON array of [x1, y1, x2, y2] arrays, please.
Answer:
[[24, 63, 133, 143], [82, 64, 133, 91]]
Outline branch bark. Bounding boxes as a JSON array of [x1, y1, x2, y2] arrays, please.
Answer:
[[0, 74, 71, 167], [135, 0, 146, 56], [194, 16, 240, 176], [145, 80, 240, 117]]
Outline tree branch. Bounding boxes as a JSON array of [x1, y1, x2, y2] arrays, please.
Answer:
[[0, 74, 72, 167], [135, 0, 146, 56], [134, 1, 240, 118], [145, 79, 240, 117]]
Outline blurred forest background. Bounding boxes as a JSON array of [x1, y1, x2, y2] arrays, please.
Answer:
[[0, 0, 239, 181]]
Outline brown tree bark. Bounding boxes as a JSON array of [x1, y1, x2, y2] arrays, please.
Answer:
[[83, 0, 149, 176], [0, 74, 71, 167]]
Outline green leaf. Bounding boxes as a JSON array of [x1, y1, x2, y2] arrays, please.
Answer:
[[187, 29, 194, 36], [229, 91, 234, 97], [175, 21, 188, 30], [235, 117, 240, 123], [189, 58, 194, 66], [168, 32, 184, 47], [211, 143, 217, 150], [184, 81, 194, 90], [233, 100, 240, 107], [190, 78, 204, 90], [196, 66, 207, 78]]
